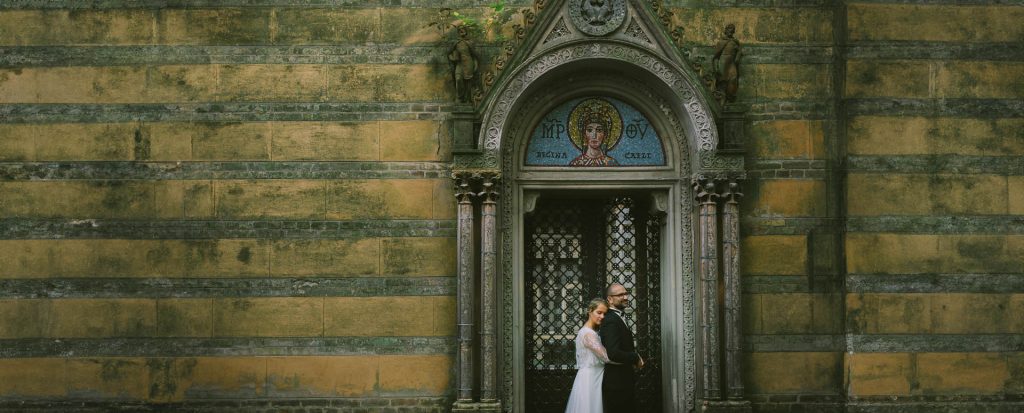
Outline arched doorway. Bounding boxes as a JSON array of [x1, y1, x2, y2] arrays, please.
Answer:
[[448, 3, 747, 412]]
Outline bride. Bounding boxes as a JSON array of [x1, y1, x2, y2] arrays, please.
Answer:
[[565, 298, 616, 413]]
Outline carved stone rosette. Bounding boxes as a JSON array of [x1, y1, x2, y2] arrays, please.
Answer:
[[451, 170, 503, 413]]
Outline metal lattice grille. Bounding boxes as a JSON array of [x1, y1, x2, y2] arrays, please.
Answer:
[[525, 196, 663, 413]]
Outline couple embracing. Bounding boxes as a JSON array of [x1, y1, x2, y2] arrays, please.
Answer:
[[565, 283, 645, 413]]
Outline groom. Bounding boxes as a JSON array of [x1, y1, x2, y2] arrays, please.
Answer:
[[600, 283, 644, 410]]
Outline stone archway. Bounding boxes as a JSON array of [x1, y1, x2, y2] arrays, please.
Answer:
[[448, 2, 747, 412]]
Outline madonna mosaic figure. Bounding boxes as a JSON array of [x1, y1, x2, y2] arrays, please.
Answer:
[[568, 98, 623, 167]]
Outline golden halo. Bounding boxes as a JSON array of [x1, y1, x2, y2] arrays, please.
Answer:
[[567, 98, 623, 152]]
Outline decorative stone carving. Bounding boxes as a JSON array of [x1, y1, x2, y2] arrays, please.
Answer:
[[712, 24, 742, 104], [624, 19, 652, 44], [543, 17, 572, 44], [569, 0, 626, 36], [478, 172, 500, 403]]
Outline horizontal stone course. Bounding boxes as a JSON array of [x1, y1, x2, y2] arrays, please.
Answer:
[[847, 352, 1024, 397], [848, 4, 1024, 42], [0, 336, 456, 358], [846, 60, 1024, 99], [848, 117, 1024, 157], [846, 233, 1024, 274], [848, 173, 1011, 216], [0, 178, 454, 220], [746, 352, 841, 394], [0, 237, 455, 278], [0, 296, 455, 339], [0, 64, 447, 103], [847, 292, 1024, 334], [0, 355, 452, 400], [0, 219, 457, 239]]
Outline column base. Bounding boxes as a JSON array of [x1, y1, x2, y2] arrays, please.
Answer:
[[452, 400, 503, 413], [701, 399, 752, 413]]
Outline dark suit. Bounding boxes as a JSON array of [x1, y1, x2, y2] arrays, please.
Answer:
[[599, 308, 639, 411]]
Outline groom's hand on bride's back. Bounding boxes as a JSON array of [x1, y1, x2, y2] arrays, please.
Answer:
[[635, 355, 644, 369]]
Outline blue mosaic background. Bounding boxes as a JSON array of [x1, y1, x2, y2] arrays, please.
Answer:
[[524, 97, 666, 167]]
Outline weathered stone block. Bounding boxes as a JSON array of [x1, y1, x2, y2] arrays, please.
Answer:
[[0, 299, 51, 338], [759, 294, 812, 334], [145, 123, 194, 160], [218, 64, 326, 102], [382, 237, 456, 276], [0, 123, 136, 161], [0, 10, 155, 46], [215, 180, 326, 219], [327, 65, 446, 102], [749, 120, 826, 160], [1010, 177, 1024, 215], [187, 122, 272, 160], [935, 62, 1024, 99], [266, 356, 378, 397], [183, 181, 216, 218], [0, 358, 67, 397], [846, 234, 939, 274], [848, 4, 1024, 42], [380, 121, 447, 162], [848, 174, 1008, 216], [812, 293, 842, 334], [185, 238, 269, 279], [157, 299, 214, 337], [0, 181, 202, 219], [213, 297, 324, 337], [743, 294, 762, 334], [845, 60, 930, 98], [433, 296, 456, 336], [324, 296, 452, 337], [0, 66, 149, 104], [274, 9, 378, 44], [180, 357, 267, 399], [380, 8, 446, 45], [66, 358, 149, 399], [271, 122, 379, 161], [378, 355, 452, 396], [159, 9, 271, 45], [940, 235, 1024, 274], [433, 179, 457, 220], [746, 352, 840, 394], [0, 240, 63, 278], [917, 353, 1009, 394], [741, 235, 807, 276], [846, 353, 913, 396], [57, 240, 190, 278], [48, 299, 158, 338], [270, 239, 380, 277], [326, 179, 434, 220], [669, 8, 833, 45], [929, 293, 1012, 334], [847, 293, 932, 334], [848, 117, 1024, 156], [750, 179, 826, 217], [741, 64, 831, 100], [145, 65, 220, 103]]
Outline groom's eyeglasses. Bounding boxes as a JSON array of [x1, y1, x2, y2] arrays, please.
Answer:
[[609, 292, 629, 297]]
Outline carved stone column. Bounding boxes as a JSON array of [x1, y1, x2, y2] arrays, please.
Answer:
[[452, 171, 476, 405], [721, 178, 744, 400], [695, 177, 721, 400], [478, 172, 501, 410]]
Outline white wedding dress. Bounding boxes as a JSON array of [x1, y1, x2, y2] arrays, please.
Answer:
[[564, 326, 611, 413]]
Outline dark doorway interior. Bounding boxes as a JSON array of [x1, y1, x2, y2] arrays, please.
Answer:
[[524, 194, 663, 412]]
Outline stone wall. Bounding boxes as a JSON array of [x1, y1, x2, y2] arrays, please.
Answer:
[[0, 0, 1021, 412], [0, 1, 472, 410]]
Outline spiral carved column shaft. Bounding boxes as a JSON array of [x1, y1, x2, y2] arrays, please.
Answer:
[[453, 172, 476, 403], [696, 179, 721, 400], [722, 181, 744, 400], [479, 173, 499, 402]]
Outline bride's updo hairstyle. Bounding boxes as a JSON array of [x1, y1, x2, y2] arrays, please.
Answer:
[[586, 298, 609, 317]]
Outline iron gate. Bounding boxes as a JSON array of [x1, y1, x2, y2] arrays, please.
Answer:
[[524, 195, 663, 412]]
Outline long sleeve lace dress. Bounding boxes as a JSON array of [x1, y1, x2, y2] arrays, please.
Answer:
[[564, 326, 611, 413]]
